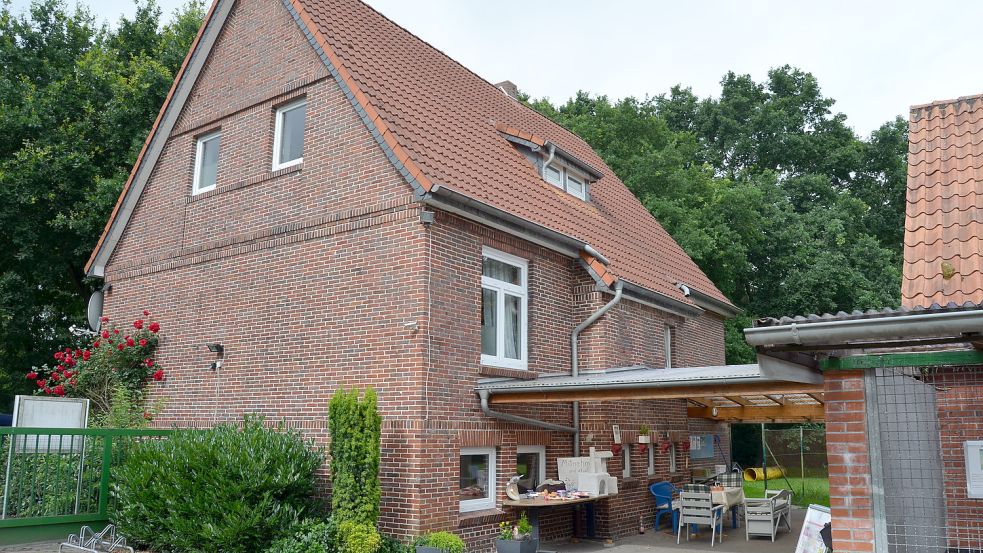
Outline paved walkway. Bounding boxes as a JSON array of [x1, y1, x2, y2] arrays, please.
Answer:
[[0, 542, 62, 553]]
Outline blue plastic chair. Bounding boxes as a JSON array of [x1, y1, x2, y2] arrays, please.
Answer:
[[649, 481, 680, 533]]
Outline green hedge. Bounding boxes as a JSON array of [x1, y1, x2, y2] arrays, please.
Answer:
[[328, 388, 381, 525], [113, 417, 323, 552]]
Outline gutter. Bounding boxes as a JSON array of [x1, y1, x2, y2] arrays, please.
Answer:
[[478, 390, 576, 434], [744, 308, 983, 348], [677, 283, 741, 318], [570, 280, 624, 455]]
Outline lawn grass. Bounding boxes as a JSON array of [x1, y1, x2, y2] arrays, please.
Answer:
[[743, 476, 829, 507]]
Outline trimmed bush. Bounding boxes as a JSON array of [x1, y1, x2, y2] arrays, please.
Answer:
[[338, 521, 381, 553], [413, 531, 465, 553], [328, 388, 381, 525], [113, 417, 323, 552]]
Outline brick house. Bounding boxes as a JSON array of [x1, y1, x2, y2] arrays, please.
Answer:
[[84, 0, 740, 547], [746, 94, 983, 553]]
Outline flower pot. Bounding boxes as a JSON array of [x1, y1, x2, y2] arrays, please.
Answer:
[[416, 547, 444, 553], [495, 538, 539, 553], [638, 435, 651, 444]]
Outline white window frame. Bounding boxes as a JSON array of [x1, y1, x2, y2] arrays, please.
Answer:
[[647, 444, 655, 476], [664, 325, 674, 369], [480, 247, 529, 370], [192, 131, 221, 195], [516, 445, 546, 488], [622, 445, 631, 478], [669, 443, 677, 473], [460, 446, 496, 512], [272, 98, 306, 170], [565, 172, 587, 200], [542, 161, 590, 201]]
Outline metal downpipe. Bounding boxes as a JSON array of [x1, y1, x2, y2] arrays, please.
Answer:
[[571, 280, 624, 456], [478, 390, 576, 434]]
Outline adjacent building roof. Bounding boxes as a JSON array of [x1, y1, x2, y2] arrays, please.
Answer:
[[904, 94, 983, 308], [86, 0, 733, 314]]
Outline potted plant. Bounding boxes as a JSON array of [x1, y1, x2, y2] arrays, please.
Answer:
[[638, 425, 651, 444], [496, 513, 537, 553], [413, 531, 465, 553]]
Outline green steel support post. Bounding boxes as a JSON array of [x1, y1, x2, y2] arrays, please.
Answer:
[[98, 435, 112, 517]]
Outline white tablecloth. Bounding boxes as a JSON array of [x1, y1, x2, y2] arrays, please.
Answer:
[[672, 487, 745, 509]]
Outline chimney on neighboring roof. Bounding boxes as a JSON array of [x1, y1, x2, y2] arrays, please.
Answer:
[[495, 80, 520, 100], [902, 94, 983, 308]]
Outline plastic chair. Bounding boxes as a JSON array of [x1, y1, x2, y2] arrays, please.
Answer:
[[649, 481, 680, 532]]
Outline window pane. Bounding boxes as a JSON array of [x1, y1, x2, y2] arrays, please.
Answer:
[[460, 453, 490, 501], [545, 166, 562, 187], [483, 257, 520, 285], [481, 288, 497, 356], [504, 293, 521, 360], [278, 103, 306, 164], [198, 135, 220, 190], [516, 452, 541, 492], [566, 175, 584, 199]]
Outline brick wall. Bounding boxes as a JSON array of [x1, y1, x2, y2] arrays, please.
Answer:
[[100, 0, 731, 550], [824, 370, 874, 553]]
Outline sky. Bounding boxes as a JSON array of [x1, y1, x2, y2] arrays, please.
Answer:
[[10, 0, 983, 136]]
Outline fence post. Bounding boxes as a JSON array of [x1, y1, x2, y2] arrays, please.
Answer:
[[98, 434, 112, 517]]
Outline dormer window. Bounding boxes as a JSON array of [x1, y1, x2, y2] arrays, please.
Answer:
[[543, 161, 588, 201], [495, 122, 603, 203]]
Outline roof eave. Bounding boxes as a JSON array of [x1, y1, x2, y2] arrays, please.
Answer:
[[677, 282, 740, 317]]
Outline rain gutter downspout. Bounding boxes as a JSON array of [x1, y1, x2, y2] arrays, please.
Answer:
[[570, 279, 625, 456], [478, 390, 576, 434]]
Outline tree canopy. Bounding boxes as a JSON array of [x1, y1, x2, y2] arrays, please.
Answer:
[[529, 66, 906, 362], [0, 0, 203, 409]]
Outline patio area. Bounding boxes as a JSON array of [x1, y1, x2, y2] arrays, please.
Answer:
[[544, 505, 807, 553]]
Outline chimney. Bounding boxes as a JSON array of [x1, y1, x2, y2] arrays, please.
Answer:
[[494, 80, 520, 100]]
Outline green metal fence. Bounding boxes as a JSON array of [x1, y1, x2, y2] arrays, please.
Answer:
[[0, 427, 171, 543]]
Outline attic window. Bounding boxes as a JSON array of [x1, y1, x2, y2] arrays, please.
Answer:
[[544, 161, 589, 201]]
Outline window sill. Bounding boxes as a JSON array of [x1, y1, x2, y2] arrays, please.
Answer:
[[479, 366, 538, 380], [185, 164, 303, 204], [458, 508, 506, 527]]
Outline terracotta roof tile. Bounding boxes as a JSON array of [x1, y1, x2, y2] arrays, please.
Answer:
[[903, 94, 983, 307], [294, 0, 729, 307]]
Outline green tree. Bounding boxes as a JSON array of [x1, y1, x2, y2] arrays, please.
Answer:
[[328, 387, 382, 525], [0, 0, 203, 409]]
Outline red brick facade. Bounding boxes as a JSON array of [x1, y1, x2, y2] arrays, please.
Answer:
[[99, 0, 729, 549]]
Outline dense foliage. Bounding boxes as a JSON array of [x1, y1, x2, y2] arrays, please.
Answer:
[[0, 0, 203, 410], [413, 531, 466, 553], [528, 66, 907, 361], [328, 387, 382, 525], [113, 418, 323, 552]]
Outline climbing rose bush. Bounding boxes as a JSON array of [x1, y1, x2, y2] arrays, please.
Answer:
[[25, 311, 165, 413]]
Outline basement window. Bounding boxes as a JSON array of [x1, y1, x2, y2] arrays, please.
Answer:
[[481, 247, 528, 370], [273, 98, 306, 170], [460, 447, 496, 512], [192, 131, 221, 194]]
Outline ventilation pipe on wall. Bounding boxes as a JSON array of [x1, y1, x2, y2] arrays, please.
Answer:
[[570, 279, 624, 456]]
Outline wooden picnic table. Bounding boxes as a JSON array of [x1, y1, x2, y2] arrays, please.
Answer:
[[503, 494, 612, 543]]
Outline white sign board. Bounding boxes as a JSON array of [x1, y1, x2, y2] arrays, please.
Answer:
[[965, 441, 983, 498], [795, 504, 831, 553], [12, 395, 89, 453], [558, 457, 596, 488]]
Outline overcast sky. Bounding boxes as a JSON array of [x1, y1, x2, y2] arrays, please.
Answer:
[[11, 0, 983, 136]]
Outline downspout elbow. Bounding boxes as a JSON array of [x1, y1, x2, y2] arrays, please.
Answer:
[[478, 390, 576, 434], [540, 143, 556, 179]]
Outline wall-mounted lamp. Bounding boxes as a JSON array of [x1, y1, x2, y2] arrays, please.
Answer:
[[204, 343, 224, 370]]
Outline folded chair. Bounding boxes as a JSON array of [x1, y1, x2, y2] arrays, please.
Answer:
[[677, 484, 725, 547], [744, 489, 793, 541]]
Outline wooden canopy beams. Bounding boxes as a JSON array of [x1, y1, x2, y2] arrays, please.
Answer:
[[687, 403, 824, 423]]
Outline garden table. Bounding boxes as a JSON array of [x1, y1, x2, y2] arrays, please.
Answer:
[[672, 486, 745, 530]]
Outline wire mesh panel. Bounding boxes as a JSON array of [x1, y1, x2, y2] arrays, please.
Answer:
[[868, 366, 983, 553]]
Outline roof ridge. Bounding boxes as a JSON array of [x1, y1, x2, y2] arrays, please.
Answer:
[[911, 92, 983, 112]]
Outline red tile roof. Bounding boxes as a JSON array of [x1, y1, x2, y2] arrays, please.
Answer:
[[292, 0, 731, 308], [904, 94, 983, 307]]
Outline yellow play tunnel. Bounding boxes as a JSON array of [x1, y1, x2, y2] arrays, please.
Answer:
[[743, 467, 785, 481]]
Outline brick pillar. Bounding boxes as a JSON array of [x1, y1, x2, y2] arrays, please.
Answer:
[[824, 370, 875, 553]]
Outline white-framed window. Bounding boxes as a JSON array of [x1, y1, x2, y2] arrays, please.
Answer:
[[481, 247, 528, 370], [460, 447, 496, 512], [192, 131, 221, 194], [664, 325, 674, 369], [542, 162, 589, 201], [669, 443, 677, 473], [272, 98, 307, 170], [647, 445, 655, 476], [566, 173, 586, 200], [622, 445, 631, 478], [516, 445, 546, 492], [544, 165, 562, 187]]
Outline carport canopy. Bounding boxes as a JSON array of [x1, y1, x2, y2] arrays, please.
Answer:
[[476, 358, 825, 423]]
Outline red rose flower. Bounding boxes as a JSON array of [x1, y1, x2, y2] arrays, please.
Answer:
[[113, 328, 120, 335], [139, 339, 148, 346], [26, 372, 37, 380], [101, 330, 110, 339], [63, 370, 73, 378], [93, 340, 100, 348], [54, 351, 63, 361], [82, 350, 91, 361], [143, 310, 150, 317], [152, 369, 165, 381], [117, 343, 125, 351], [100, 315, 109, 323], [126, 337, 135, 347], [145, 358, 155, 368], [149, 322, 160, 333], [74, 349, 82, 357], [53, 385, 65, 396], [69, 378, 77, 386], [37, 379, 47, 388], [51, 372, 61, 382], [133, 319, 144, 330], [43, 387, 51, 394], [63, 357, 75, 367]]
